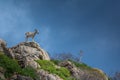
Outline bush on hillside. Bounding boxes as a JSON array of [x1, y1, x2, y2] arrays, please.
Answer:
[[0, 52, 37, 79], [0, 52, 21, 77], [36, 60, 71, 80]]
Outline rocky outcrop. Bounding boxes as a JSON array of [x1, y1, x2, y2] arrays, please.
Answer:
[[1, 41, 50, 69], [59, 61, 108, 80], [0, 39, 108, 80], [37, 69, 63, 80], [8, 42, 50, 69], [59, 61, 84, 79]]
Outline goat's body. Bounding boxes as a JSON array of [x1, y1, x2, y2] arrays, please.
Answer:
[[25, 32, 35, 38], [25, 29, 39, 42]]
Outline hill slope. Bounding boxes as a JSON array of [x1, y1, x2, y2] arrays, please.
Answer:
[[0, 39, 108, 80]]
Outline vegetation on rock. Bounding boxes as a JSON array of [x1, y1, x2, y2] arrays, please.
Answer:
[[36, 60, 71, 80], [0, 52, 37, 79], [0, 40, 109, 80], [0, 52, 21, 78]]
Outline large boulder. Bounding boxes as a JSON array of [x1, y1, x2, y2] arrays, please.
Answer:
[[59, 61, 108, 80], [59, 61, 84, 79], [8, 42, 50, 69]]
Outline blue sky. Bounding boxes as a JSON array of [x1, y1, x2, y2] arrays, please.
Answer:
[[0, 0, 120, 75]]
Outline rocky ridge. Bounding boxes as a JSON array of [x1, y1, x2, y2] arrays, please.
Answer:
[[0, 39, 108, 80]]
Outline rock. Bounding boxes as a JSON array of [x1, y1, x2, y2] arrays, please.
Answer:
[[0, 67, 6, 80], [25, 57, 41, 69], [83, 68, 108, 80], [17, 75, 33, 80], [0, 39, 108, 80], [8, 42, 50, 69], [0, 39, 7, 51], [59, 61, 84, 79], [3, 48, 15, 59], [10, 74, 33, 80], [37, 69, 63, 80], [59, 61, 108, 80], [0, 39, 14, 58]]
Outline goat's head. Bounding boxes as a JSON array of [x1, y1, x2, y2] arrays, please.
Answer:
[[34, 29, 39, 34]]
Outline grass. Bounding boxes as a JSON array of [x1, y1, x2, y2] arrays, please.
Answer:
[[0, 52, 21, 77], [1, 51, 105, 80], [52, 59, 92, 70], [51, 59, 62, 65], [0, 52, 37, 79], [36, 60, 71, 80], [20, 66, 38, 79], [68, 59, 92, 70]]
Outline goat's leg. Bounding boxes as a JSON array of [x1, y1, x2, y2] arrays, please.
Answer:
[[26, 37, 28, 42], [32, 37, 34, 42]]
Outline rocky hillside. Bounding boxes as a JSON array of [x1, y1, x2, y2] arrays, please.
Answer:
[[0, 39, 108, 80]]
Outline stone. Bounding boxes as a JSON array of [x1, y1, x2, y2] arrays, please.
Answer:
[[0, 67, 6, 80], [59, 61, 84, 79], [10, 74, 33, 80], [0, 39, 7, 51], [37, 69, 63, 80]]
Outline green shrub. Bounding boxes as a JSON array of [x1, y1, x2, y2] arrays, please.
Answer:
[[0, 52, 21, 77], [68, 60, 92, 70], [51, 59, 62, 65], [36, 60, 70, 80], [52, 59, 92, 70], [20, 66, 38, 79], [0, 52, 37, 79], [56, 67, 70, 79]]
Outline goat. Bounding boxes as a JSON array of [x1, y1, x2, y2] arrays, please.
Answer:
[[25, 29, 39, 42]]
